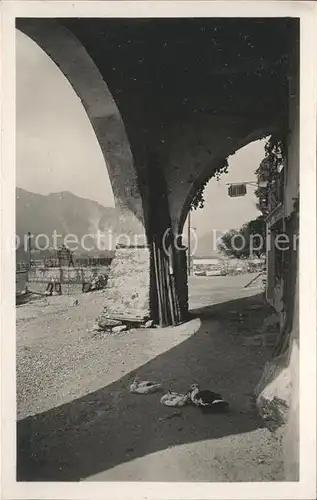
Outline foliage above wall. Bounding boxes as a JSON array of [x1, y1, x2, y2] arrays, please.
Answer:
[[189, 132, 287, 214], [255, 134, 287, 215], [190, 158, 229, 210]]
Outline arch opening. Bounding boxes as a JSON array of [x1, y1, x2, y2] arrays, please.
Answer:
[[16, 30, 115, 209], [16, 19, 147, 246], [177, 131, 277, 237], [16, 19, 153, 326], [16, 30, 118, 258], [179, 137, 271, 310]]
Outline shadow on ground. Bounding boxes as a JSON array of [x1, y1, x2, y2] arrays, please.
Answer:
[[17, 293, 274, 481]]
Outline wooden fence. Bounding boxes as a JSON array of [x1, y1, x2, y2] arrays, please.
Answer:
[[27, 265, 110, 284], [16, 270, 28, 295]]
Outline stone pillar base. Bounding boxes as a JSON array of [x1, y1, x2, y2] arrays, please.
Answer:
[[97, 246, 151, 329]]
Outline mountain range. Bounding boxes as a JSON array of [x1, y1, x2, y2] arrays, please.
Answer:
[[16, 188, 117, 261], [16, 187, 222, 261]]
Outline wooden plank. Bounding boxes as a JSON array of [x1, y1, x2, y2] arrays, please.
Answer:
[[152, 240, 164, 327], [157, 245, 168, 326]]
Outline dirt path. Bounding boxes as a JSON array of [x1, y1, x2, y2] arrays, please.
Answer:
[[17, 275, 284, 481]]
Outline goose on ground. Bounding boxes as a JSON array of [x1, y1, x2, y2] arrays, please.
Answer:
[[160, 390, 191, 407], [189, 383, 229, 412], [129, 377, 162, 394]]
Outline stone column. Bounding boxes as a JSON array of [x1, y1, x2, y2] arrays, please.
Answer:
[[97, 244, 151, 328], [96, 202, 152, 328]]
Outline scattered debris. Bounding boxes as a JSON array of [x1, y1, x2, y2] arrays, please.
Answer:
[[91, 323, 102, 332], [112, 325, 128, 334], [255, 353, 291, 431], [91, 328, 112, 338], [98, 317, 123, 329], [143, 320, 154, 328], [82, 275, 108, 293]]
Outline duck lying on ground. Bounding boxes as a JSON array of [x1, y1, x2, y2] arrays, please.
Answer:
[[189, 383, 229, 412], [160, 390, 191, 407], [129, 377, 162, 394]]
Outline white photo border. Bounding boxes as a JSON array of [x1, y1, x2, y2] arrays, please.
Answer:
[[1, 1, 316, 499]]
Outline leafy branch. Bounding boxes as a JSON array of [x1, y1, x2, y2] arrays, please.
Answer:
[[190, 158, 229, 210], [255, 134, 287, 215]]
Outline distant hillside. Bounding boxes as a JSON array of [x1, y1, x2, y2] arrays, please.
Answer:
[[16, 188, 228, 262], [193, 230, 224, 258], [16, 188, 117, 261]]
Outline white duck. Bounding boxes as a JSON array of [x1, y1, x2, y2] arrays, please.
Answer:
[[129, 377, 162, 394], [160, 390, 191, 407], [189, 383, 229, 412]]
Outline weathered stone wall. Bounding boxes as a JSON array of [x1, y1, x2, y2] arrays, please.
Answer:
[[255, 263, 299, 479], [283, 325, 299, 479], [98, 246, 151, 324]]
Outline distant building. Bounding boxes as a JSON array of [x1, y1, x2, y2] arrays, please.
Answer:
[[192, 255, 263, 276], [193, 257, 222, 266]]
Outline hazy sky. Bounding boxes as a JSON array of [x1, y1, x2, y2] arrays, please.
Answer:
[[16, 30, 115, 207], [16, 29, 264, 238], [189, 143, 263, 237]]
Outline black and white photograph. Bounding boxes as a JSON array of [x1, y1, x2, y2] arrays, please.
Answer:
[[1, 1, 316, 499]]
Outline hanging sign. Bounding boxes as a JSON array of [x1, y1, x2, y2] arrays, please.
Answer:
[[228, 183, 247, 197]]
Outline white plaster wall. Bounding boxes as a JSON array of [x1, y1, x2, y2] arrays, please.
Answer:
[[282, 43, 300, 479], [283, 254, 299, 480]]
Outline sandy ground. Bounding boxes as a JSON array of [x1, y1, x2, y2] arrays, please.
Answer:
[[17, 274, 284, 482]]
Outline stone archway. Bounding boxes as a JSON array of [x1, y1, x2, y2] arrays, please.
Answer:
[[16, 19, 152, 323], [15, 18, 301, 479], [16, 18, 295, 328]]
